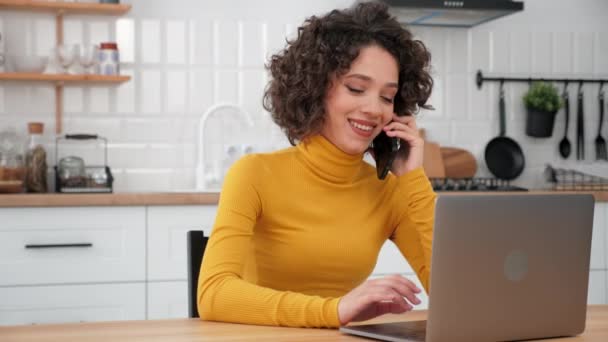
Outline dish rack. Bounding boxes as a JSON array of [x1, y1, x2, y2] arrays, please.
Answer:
[[544, 164, 608, 191]]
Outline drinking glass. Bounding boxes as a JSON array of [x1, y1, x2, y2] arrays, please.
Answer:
[[78, 44, 99, 74], [56, 44, 76, 74]]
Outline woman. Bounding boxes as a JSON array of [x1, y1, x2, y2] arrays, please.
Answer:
[[198, 1, 435, 328]]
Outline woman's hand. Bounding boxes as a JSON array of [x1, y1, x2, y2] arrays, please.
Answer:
[[383, 114, 424, 177], [337, 274, 422, 325]]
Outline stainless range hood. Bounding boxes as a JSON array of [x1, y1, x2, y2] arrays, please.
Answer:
[[383, 0, 524, 28]]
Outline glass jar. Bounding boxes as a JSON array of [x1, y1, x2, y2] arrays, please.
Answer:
[[96, 42, 120, 75], [58, 156, 87, 188], [0, 128, 26, 193]]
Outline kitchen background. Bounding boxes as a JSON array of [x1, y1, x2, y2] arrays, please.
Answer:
[[0, 0, 607, 192]]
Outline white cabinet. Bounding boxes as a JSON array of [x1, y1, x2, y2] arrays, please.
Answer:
[[1, 200, 606, 326], [147, 205, 217, 281], [147, 281, 188, 319], [591, 203, 607, 270], [0, 283, 145, 326], [0, 207, 146, 286], [588, 270, 607, 305]]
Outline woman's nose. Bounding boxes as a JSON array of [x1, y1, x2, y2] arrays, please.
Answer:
[[361, 97, 384, 118]]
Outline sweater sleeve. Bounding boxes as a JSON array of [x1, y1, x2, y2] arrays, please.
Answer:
[[197, 155, 341, 328], [390, 167, 437, 294]]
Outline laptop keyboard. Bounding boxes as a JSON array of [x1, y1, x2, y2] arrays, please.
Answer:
[[344, 320, 427, 341]]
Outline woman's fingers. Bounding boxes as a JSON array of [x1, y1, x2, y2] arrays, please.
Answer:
[[371, 289, 412, 311], [372, 277, 421, 306]]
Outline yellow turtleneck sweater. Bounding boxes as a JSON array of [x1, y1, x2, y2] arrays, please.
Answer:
[[198, 134, 436, 328]]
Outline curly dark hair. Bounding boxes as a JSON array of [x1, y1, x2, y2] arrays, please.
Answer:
[[263, 1, 433, 145]]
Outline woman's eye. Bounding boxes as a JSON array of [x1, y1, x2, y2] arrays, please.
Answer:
[[382, 97, 394, 104], [346, 86, 364, 94]]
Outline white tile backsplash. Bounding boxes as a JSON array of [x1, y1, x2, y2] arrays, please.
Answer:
[[116, 18, 135, 64], [531, 32, 552, 74], [141, 20, 161, 64], [166, 71, 187, 114], [1, 0, 607, 192], [445, 74, 468, 119], [63, 20, 83, 46], [64, 87, 84, 114], [214, 20, 238, 67], [490, 30, 510, 73], [552, 32, 574, 73], [116, 69, 136, 113], [189, 69, 214, 114], [597, 32, 608, 74], [166, 20, 186, 65], [265, 22, 287, 59], [89, 21, 111, 46], [446, 29, 469, 73], [214, 70, 238, 104], [470, 30, 490, 73], [574, 32, 594, 75], [510, 31, 531, 74], [0, 86, 4, 113], [140, 70, 162, 114], [189, 20, 213, 66], [29, 86, 54, 114], [239, 21, 265, 67], [34, 19, 54, 57], [239, 70, 265, 116], [89, 87, 110, 114]]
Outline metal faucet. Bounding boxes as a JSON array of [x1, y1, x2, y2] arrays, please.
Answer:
[[196, 103, 254, 190]]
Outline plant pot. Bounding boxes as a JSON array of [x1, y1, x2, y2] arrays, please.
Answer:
[[525, 108, 557, 138]]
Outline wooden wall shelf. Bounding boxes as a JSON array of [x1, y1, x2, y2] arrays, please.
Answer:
[[0, 0, 131, 15], [0, 72, 130, 83], [0, 0, 132, 133]]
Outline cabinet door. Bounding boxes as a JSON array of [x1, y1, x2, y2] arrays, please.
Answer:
[[0, 283, 145, 326], [0, 207, 146, 286], [372, 240, 414, 276], [147, 205, 217, 281], [147, 281, 188, 319]]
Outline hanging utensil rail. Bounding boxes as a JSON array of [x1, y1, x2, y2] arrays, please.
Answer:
[[476, 70, 608, 89]]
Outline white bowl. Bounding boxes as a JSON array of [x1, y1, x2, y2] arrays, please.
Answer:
[[10, 55, 49, 73]]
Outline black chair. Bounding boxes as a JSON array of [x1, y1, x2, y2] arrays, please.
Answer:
[[187, 230, 209, 318]]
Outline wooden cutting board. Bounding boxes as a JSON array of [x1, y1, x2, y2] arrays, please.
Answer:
[[440, 147, 477, 178], [423, 141, 446, 178]]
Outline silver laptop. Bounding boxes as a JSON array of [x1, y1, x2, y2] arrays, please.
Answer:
[[340, 194, 594, 342]]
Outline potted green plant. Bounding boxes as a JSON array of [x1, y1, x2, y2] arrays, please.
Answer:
[[523, 82, 563, 138]]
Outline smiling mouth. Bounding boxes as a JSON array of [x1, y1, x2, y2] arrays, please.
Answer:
[[348, 119, 375, 132]]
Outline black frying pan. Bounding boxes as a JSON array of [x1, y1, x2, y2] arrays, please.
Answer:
[[484, 83, 525, 180]]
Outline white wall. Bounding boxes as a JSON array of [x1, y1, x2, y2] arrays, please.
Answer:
[[0, 0, 606, 192]]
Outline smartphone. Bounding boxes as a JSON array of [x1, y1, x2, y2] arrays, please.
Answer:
[[372, 131, 401, 180]]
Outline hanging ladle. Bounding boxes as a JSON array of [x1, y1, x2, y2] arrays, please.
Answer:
[[559, 81, 571, 159]]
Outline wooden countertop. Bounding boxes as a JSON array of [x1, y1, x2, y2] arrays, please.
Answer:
[[0, 192, 221, 207], [1, 306, 607, 341], [0, 190, 606, 207]]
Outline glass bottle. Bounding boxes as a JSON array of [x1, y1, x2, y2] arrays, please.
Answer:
[[25, 122, 48, 193]]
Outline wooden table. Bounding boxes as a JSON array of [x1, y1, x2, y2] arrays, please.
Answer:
[[1, 306, 607, 341]]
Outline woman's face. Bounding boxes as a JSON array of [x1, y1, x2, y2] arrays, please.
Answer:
[[321, 45, 399, 155]]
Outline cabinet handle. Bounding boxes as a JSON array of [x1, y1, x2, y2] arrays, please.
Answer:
[[25, 243, 93, 249], [65, 134, 98, 140]]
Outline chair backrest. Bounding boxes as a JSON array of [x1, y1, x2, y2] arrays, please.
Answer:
[[187, 230, 209, 318]]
